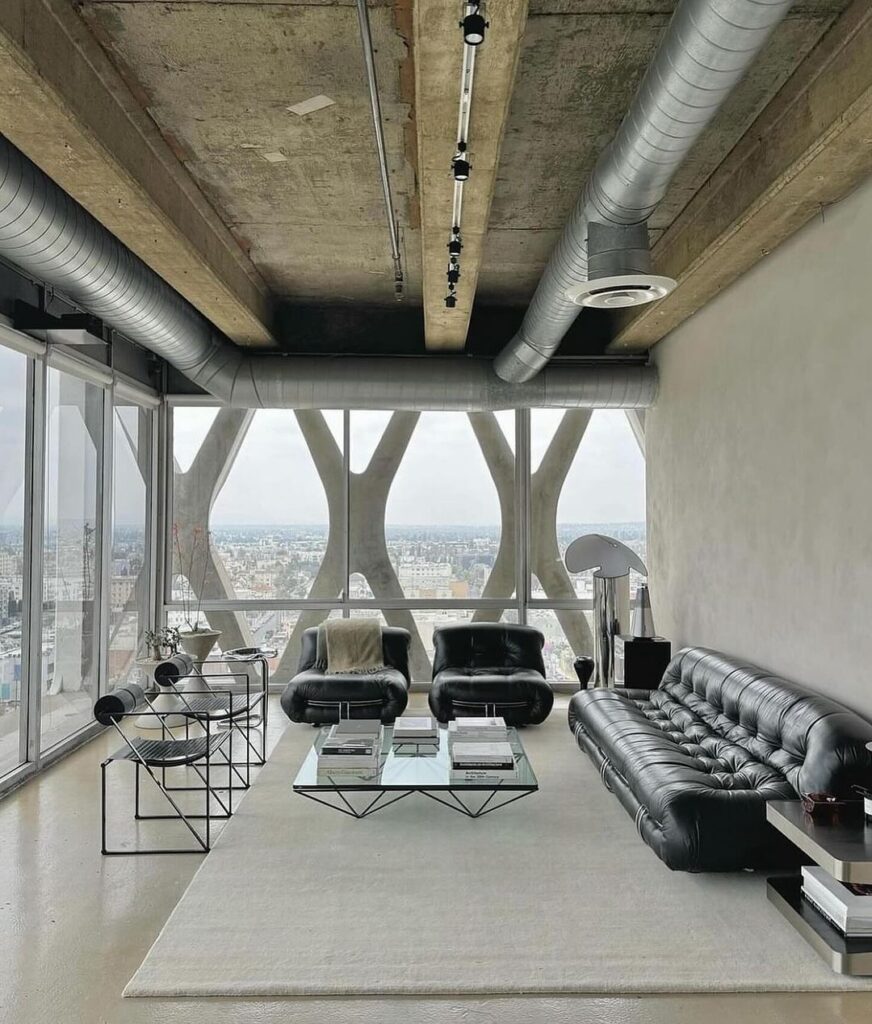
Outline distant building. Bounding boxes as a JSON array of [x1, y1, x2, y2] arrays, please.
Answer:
[[398, 560, 452, 599], [111, 575, 136, 610]]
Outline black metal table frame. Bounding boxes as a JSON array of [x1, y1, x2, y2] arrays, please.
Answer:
[[295, 745, 536, 819], [294, 782, 537, 819]]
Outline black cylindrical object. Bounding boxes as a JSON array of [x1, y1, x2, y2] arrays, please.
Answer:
[[94, 684, 145, 725], [153, 653, 195, 685]]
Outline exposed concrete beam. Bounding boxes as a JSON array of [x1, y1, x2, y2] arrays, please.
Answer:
[[610, 0, 872, 354], [0, 0, 274, 347], [415, 0, 528, 350]]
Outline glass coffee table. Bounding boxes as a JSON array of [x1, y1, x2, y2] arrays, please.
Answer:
[[293, 725, 538, 819]]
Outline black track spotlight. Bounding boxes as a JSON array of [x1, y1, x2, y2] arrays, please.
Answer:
[[445, 293, 457, 309], [452, 158, 470, 181], [448, 237, 462, 256], [447, 267, 460, 285], [462, 12, 487, 45]]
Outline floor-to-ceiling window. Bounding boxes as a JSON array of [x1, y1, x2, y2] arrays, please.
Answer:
[[528, 410, 646, 679], [41, 368, 105, 750], [0, 345, 29, 777], [0, 327, 157, 795], [169, 407, 343, 674], [108, 394, 155, 690], [165, 406, 646, 684]]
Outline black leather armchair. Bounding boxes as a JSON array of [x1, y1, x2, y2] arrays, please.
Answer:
[[280, 626, 411, 725], [429, 623, 554, 726], [569, 647, 872, 871]]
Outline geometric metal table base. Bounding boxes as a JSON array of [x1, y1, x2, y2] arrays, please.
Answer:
[[420, 786, 536, 818], [295, 785, 536, 820], [296, 788, 416, 819], [294, 724, 538, 822]]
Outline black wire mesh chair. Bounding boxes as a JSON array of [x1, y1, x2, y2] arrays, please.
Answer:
[[180, 648, 274, 769], [156, 666, 268, 793], [96, 683, 236, 855]]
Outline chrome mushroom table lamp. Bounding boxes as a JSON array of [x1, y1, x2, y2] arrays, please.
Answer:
[[565, 534, 647, 688]]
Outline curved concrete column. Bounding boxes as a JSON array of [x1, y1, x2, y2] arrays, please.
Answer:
[[171, 408, 254, 651]]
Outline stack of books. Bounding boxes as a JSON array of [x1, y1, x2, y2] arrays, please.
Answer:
[[447, 716, 508, 743], [450, 740, 517, 783], [392, 716, 439, 745], [317, 720, 382, 774], [801, 866, 872, 936]]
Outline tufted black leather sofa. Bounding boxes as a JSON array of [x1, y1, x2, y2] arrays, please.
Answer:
[[569, 647, 872, 872], [280, 626, 411, 725], [429, 623, 554, 726]]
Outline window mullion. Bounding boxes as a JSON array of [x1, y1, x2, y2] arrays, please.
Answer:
[[22, 356, 46, 766]]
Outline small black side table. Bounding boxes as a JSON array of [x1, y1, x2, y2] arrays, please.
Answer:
[[766, 800, 872, 975], [614, 635, 671, 689]]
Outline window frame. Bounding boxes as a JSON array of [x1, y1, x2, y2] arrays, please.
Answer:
[[0, 322, 158, 797], [161, 404, 649, 682]]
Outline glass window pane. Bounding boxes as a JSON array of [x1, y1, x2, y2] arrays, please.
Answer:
[[526, 609, 591, 681], [42, 370, 104, 750], [531, 410, 646, 595], [350, 411, 515, 604], [108, 403, 152, 690], [0, 346, 28, 776], [166, 591, 343, 689], [529, 409, 646, 669], [170, 408, 343, 608]]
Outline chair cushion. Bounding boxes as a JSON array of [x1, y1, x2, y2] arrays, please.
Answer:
[[429, 669, 553, 726], [280, 667, 409, 725]]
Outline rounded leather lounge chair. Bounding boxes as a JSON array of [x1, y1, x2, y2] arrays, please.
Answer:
[[429, 623, 554, 726]]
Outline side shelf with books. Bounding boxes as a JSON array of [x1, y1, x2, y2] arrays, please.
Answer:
[[766, 800, 872, 976]]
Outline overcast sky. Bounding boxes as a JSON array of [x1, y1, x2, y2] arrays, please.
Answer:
[[174, 408, 646, 527], [0, 387, 646, 529]]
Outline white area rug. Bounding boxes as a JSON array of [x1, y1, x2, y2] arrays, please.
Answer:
[[126, 708, 872, 996]]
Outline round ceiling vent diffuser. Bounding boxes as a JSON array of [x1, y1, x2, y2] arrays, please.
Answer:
[[565, 274, 677, 309]]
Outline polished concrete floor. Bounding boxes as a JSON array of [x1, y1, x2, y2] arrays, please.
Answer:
[[1, 696, 871, 1024]]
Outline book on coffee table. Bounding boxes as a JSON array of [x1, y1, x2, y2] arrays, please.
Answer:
[[392, 716, 438, 742], [450, 741, 515, 771]]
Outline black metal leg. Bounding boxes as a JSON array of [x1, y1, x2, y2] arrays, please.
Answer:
[[296, 789, 415, 819], [101, 760, 109, 854], [101, 759, 213, 856], [295, 786, 535, 819], [419, 787, 536, 818], [205, 726, 211, 850]]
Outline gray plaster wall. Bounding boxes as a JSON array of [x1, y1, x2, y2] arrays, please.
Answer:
[[646, 171, 872, 715]]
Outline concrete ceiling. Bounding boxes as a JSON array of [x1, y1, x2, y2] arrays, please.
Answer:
[[78, 0, 421, 307], [479, 0, 851, 304], [1, 0, 862, 356]]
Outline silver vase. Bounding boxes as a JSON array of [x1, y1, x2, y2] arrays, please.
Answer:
[[631, 584, 656, 639]]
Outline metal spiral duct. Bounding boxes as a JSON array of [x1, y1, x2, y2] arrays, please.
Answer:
[[0, 136, 657, 408], [493, 0, 796, 384]]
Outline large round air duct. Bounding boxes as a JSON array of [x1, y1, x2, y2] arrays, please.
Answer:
[[0, 135, 657, 410], [494, 0, 795, 383]]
